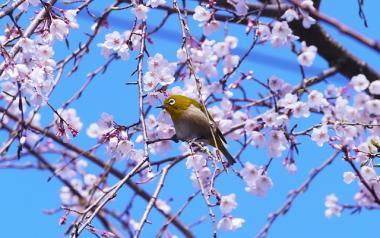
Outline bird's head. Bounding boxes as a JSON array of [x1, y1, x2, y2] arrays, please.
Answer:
[[157, 95, 199, 121]]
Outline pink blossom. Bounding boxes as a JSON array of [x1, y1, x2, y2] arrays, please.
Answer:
[[193, 6, 211, 22], [203, 20, 220, 35], [343, 171, 356, 184], [217, 216, 245, 230], [147, 0, 166, 8], [132, 4, 149, 20], [50, 19, 69, 41], [311, 125, 329, 147], [281, 9, 299, 22], [351, 74, 369, 92], [324, 194, 342, 218], [297, 42, 317, 67], [369, 80, 380, 95], [220, 193, 238, 214]]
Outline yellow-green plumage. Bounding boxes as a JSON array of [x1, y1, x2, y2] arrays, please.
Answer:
[[161, 95, 236, 165]]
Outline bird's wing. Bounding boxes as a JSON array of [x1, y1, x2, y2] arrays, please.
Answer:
[[190, 99, 227, 144]]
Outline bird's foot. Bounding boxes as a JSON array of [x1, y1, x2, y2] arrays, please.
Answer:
[[170, 134, 180, 143]]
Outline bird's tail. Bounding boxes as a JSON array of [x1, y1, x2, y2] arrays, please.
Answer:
[[214, 138, 236, 166], [219, 144, 236, 166]]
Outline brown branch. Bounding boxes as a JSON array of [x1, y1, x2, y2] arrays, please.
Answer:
[[255, 150, 341, 238], [133, 161, 177, 238], [71, 157, 148, 238], [290, 0, 380, 53], [155, 1, 380, 86], [136, 21, 150, 166], [0, 107, 195, 238], [0, 0, 58, 76], [342, 147, 380, 206], [0, 0, 26, 19]]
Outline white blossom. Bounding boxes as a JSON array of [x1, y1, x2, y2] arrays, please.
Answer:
[[84, 174, 98, 187], [270, 21, 298, 47], [290, 101, 310, 118], [324, 194, 342, 218], [308, 90, 329, 108], [203, 20, 220, 35], [366, 99, 380, 115], [217, 216, 245, 230], [268, 75, 285, 91], [297, 42, 317, 67], [227, 0, 248, 16], [193, 6, 211, 22], [220, 193, 238, 214], [369, 80, 380, 95], [50, 19, 69, 41], [249, 131, 265, 147], [132, 4, 149, 20], [351, 74, 369, 92], [186, 154, 207, 170], [281, 9, 299, 22], [104, 31, 123, 50], [343, 171, 356, 184], [147, 0, 166, 8], [311, 125, 329, 147]]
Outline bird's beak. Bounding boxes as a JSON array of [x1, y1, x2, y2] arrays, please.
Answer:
[[156, 105, 165, 109]]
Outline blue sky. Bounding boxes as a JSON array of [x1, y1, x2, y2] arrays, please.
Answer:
[[1, 1, 380, 238]]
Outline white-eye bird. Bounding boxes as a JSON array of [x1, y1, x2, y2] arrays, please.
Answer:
[[157, 95, 236, 165]]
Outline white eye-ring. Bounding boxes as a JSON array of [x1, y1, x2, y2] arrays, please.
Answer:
[[168, 98, 176, 105]]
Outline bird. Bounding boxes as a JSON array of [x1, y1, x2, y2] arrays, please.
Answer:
[[157, 94, 236, 165]]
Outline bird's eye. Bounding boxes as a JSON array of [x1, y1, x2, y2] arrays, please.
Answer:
[[168, 98, 176, 105]]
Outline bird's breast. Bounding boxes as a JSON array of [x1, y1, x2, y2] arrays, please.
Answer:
[[173, 104, 211, 141]]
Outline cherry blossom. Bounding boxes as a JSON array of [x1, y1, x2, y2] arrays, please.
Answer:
[[267, 130, 287, 158], [365, 99, 380, 115], [250, 131, 265, 147], [64, 9, 79, 29], [104, 31, 123, 50], [290, 101, 310, 118], [220, 193, 238, 214], [203, 20, 220, 35], [351, 74, 369, 92], [311, 125, 329, 147], [190, 167, 211, 189], [270, 21, 299, 47], [217, 216, 245, 230], [50, 19, 69, 41], [255, 24, 271, 41], [281, 9, 299, 22], [193, 6, 211, 22], [186, 154, 207, 170], [324, 194, 342, 218], [268, 75, 285, 92], [343, 172, 356, 184], [132, 4, 149, 20], [1, 1, 379, 237], [369, 80, 380, 95], [143, 53, 177, 89], [241, 162, 273, 196], [361, 166, 377, 182], [18, 0, 39, 12], [87, 113, 114, 138], [147, 0, 166, 8], [299, 0, 316, 28], [307, 90, 329, 109], [227, 0, 248, 16], [54, 108, 83, 138], [297, 42, 318, 67], [245, 174, 273, 197]]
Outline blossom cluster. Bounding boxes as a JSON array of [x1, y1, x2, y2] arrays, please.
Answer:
[[98, 30, 143, 60]]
